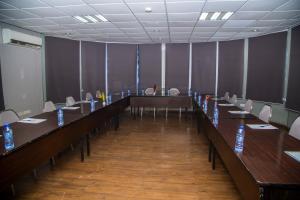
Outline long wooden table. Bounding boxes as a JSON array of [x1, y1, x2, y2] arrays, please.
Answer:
[[0, 95, 300, 200]]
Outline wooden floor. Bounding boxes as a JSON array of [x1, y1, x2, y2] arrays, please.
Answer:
[[2, 112, 241, 200]]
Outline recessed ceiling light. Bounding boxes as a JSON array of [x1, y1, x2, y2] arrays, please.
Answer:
[[199, 12, 208, 20], [95, 14, 108, 22], [85, 15, 98, 23], [211, 12, 221, 20], [145, 7, 152, 13], [74, 16, 88, 23], [253, 29, 258, 32], [222, 12, 233, 20]]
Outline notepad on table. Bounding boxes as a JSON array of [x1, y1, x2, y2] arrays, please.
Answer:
[[62, 106, 80, 110], [18, 118, 46, 124], [228, 110, 250, 114], [246, 124, 278, 130], [285, 151, 300, 163], [218, 103, 235, 106]]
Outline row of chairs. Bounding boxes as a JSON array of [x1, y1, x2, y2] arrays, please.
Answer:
[[223, 92, 300, 140]]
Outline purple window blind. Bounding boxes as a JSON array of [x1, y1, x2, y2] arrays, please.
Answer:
[[139, 44, 161, 90], [107, 44, 137, 94], [192, 42, 216, 95], [165, 43, 189, 93], [81, 41, 105, 96], [218, 40, 244, 97], [286, 25, 300, 111], [247, 32, 287, 103], [45, 36, 80, 103]]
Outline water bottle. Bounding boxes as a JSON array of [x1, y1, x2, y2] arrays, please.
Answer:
[[57, 108, 64, 127], [141, 90, 144, 96], [3, 123, 14, 150], [127, 89, 131, 96], [121, 91, 124, 98], [167, 89, 170, 96], [234, 125, 245, 153], [90, 98, 95, 112], [203, 99, 208, 113], [213, 107, 219, 127], [108, 94, 112, 104], [194, 92, 197, 100], [198, 95, 201, 105]]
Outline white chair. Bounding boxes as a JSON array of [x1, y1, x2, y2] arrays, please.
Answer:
[[169, 88, 180, 96], [145, 88, 155, 96], [86, 92, 93, 101], [66, 96, 76, 106], [289, 116, 300, 140], [0, 109, 20, 125], [244, 100, 253, 113], [43, 101, 56, 112], [224, 92, 230, 101], [230, 94, 237, 104], [259, 105, 272, 123]]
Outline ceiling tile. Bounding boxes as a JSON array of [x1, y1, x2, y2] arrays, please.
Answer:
[[240, 0, 289, 11], [4, 19, 31, 26], [262, 11, 300, 20], [135, 13, 166, 21], [127, 2, 165, 13], [167, 1, 204, 13], [120, 27, 144, 33], [41, 0, 85, 6], [0, 1, 15, 9], [170, 27, 193, 32], [168, 12, 199, 21], [203, 0, 246, 12], [64, 23, 95, 29], [252, 19, 285, 27], [41, 24, 65, 31], [46, 16, 80, 24], [141, 21, 168, 27], [56, 5, 98, 16], [113, 21, 142, 28], [276, 0, 300, 11], [197, 20, 225, 27], [125, 0, 163, 2], [18, 18, 57, 26], [194, 27, 219, 32], [2, 0, 48, 9], [213, 32, 237, 37], [218, 27, 248, 32], [192, 32, 215, 37], [91, 3, 131, 14], [85, 0, 122, 4], [168, 21, 195, 27], [90, 22, 116, 28], [230, 11, 269, 20], [223, 19, 256, 27], [0, 9, 39, 19], [24, 7, 67, 18], [104, 14, 136, 22]]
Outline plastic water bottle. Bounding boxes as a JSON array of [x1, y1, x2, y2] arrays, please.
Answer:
[[108, 94, 112, 104], [167, 89, 170, 96], [198, 95, 201, 105], [57, 108, 64, 127], [194, 92, 197, 100], [235, 125, 245, 153], [121, 91, 124, 98], [3, 124, 14, 150], [90, 98, 95, 112], [141, 90, 144, 96], [213, 107, 219, 127], [203, 99, 208, 113], [127, 89, 131, 96]]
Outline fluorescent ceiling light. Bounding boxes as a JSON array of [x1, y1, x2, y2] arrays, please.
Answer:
[[211, 12, 221, 20], [74, 16, 88, 23], [95, 14, 108, 22], [85, 15, 98, 23], [199, 12, 208, 20], [222, 12, 233, 20]]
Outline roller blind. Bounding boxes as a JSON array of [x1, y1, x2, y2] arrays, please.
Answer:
[[192, 42, 216, 95], [286, 25, 300, 111], [139, 44, 161, 90], [81, 41, 105, 96], [107, 44, 137, 94], [218, 40, 244, 97], [45, 36, 80, 103], [165, 43, 189, 93], [246, 32, 287, 103]]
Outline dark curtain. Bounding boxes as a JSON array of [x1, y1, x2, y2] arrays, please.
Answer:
[[192, 42, 216, 95], [165, 43, 189, 93], [45, 36, 80, 103], [286, 25, 300, 111], [107, 43, 137, 94], [139, 44, 161, 90], [218, 39, 244, 97], [81, 41, 105, 96], [246, 32, 287, 103]]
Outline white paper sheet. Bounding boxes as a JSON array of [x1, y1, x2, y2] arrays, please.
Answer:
[[218, 103, 235, 107], [240, 104, 245, 107], [228, 111, 249, 114], [246, 124, 278, 130], [18, 118, 46, 124], [62, 106, 80, 110], [285, 151, 300, 163]]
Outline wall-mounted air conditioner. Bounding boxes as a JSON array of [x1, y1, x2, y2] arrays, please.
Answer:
[[2, 28, 42, 48]]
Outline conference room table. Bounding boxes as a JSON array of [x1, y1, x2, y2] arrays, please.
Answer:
[[194, 98, 300, 200], [0, 94, 300, 200]]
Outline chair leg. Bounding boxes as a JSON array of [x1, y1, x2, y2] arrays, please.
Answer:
[[208, 141, 212, 162], [141, 107, 143, 119], [154, 107, 156, 119], [10, 184, 15, 196], [165, 107, 168, 120], [179, 107, 182, 118], [50, 156, 56, 167], [212, 147, 216, 170]]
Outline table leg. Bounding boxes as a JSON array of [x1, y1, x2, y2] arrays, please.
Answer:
[[212, 146, 216, 170], [86, 134, 90, 156], [81, 139, 85, 162]]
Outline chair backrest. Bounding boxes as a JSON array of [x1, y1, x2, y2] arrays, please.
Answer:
[[145, 88, 154, 95], [244, 99, 253, 113], [0, 109, 20, 125], [169, 88, 180, 96], [259, 105, 272, 123], [224, 92, 230, 101], [289, 116, 300, 140], [66, 96, 76, 106], [86, 92, 93, 101], [43, 101, 56, 112], [230, 94, 237, 104]]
